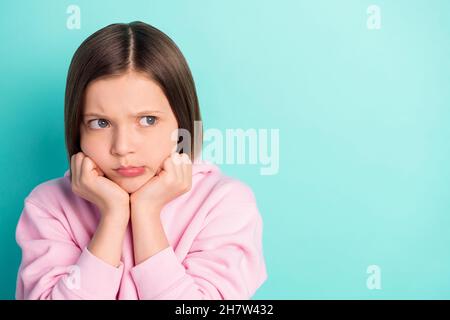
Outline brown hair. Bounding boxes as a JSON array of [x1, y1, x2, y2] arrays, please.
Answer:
[[64, 21, 202, 163]]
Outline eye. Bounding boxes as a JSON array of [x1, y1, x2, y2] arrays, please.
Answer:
[[87, 119, 109, 129], [139, 116, 158, 127]]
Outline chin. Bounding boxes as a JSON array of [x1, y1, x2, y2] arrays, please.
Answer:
[[120, 184, 140, 194], [114, 173, 152, 194]]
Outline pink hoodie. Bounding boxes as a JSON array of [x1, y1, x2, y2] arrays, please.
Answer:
[[15, 161, 267, 300]]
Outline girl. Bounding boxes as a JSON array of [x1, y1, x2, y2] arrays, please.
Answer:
[[15, 21, 267, 300]]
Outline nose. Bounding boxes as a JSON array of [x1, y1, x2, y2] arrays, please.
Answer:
[[110, 126, 136, 156]]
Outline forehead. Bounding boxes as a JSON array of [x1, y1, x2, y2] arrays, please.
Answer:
[[83, 72, 170, 114]]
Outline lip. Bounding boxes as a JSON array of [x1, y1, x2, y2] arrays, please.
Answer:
[[115, 166, 146, 177]]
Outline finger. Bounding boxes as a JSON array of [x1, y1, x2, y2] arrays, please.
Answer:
[[75, 152, 85, 184], [94, 162, 104, 176], [163, 153, 177, 181], [170, 151, 182, 165], [171, 152, 184, 181], [179, 152, 190, 178], [180, 153, 192, 175], [180, 153, 192, 189], [80, 155, 95, 181], [180, 153, 192, 165], [97, 166, 105, 176]]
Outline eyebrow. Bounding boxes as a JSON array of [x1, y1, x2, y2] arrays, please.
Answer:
[[83, 110, 165, 118]]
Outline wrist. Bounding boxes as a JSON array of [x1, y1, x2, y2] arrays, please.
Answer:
[[100, 209, 130, 229], [130, 204, 162, 221], [131, 199, 163, 212]]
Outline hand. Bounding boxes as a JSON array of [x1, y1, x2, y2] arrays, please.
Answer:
[[130, 152, 192, 214], [70, 152, 130, 221]]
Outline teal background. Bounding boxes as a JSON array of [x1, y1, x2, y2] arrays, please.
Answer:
[[1, 0, 449, 299]]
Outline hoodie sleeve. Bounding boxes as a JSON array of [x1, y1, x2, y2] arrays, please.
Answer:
[[15, 200, 124, 300], [130, 180, 268, 300]]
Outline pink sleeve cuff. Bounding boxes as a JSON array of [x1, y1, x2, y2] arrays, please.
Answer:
[[130, 246, 186, 299], [70, 247, 124, 299]]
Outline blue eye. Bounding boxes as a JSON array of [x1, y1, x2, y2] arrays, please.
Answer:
[[87, 116, 157, 129], [88, 119, 109, 129], [139, 116, 157, 126]]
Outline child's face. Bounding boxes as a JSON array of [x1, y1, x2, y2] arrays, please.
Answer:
[[80, 71, 179, 194]]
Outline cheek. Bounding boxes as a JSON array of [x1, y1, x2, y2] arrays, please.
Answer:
[[80, 134, 94, 154], [80, 135, 108, 162], [162, 125, 179, 149], [140, 138, 171, 163], [146, 127, 178, 151], [140, 133, 175, 167]]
